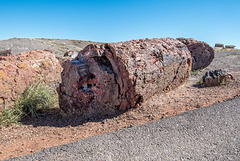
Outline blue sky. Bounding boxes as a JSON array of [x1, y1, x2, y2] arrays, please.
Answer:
[[0, 0, 239, 48]]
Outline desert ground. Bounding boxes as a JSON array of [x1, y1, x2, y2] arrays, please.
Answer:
[[0, 39, 239, 160]]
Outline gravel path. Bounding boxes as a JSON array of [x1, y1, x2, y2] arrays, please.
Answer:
[[7, 97, 240, 161]]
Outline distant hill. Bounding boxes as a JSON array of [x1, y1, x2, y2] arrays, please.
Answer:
[[0, 38, 95, 56]]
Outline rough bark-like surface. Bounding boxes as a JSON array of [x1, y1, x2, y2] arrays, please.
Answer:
[[225, 45, 235, 49], [0, 49, 11, 56], [0, 50, 62, 113], [57, 38, 192, 117], [215, 43, 224, 48], [202, 69, 234, 87], [177, 38, 214, 71]]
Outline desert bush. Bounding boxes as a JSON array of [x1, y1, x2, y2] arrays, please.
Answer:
[[0, 80, 54, 126], [0, 104, 23, 126], [15, 80, 54, 118]]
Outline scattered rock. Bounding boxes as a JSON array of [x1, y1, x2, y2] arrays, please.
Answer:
[[215, 43, 224, 48], [128, 124, 134, 128], [63, 50, 79, 59], [0, 49, 11, 56], [202, 69, 234, 87], [225, 45, 235, 49], [57, 38, 192, 118], [102, 119, 108, 124], [177, 37, 215, 71], [0, 50, 62, 112]]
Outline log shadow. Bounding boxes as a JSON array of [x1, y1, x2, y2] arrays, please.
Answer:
[[192, 83, 204, 88], [20, 108, 125, 127]]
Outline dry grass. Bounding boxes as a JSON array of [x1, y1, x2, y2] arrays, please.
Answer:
[[0, 80, 55, 126]]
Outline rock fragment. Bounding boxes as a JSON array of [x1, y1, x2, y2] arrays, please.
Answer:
[[57, 38, 192, 117], [0, 49, 11, 56], [63, 50, 79, 59], [202, 69, 233, 87], [177, 37, 214, 71], [225, 45, 235, 49], [215, 43, 224, 48]]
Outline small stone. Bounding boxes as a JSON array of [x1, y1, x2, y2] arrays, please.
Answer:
[[102, 119, 108, 124], [0, 49, 11, 56], [128, 124, 134, 128], [196, 104, 201, 108], [113, 118, 118, 121]]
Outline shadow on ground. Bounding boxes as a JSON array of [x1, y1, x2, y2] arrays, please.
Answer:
[[20, 108, 125, 127]]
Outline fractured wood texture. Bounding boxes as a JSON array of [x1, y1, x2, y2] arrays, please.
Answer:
[[57, 38, 192, 117], [177, 37, 215, 71]]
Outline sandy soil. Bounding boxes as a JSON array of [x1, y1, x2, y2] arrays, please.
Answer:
[[0, 49, 240, 160]]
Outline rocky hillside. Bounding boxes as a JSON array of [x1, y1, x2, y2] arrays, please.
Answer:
[[0, 38, 95, 56]]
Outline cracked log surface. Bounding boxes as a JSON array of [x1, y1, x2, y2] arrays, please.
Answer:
[[57, 38, 192, 117], [177, 38, 214, 71]]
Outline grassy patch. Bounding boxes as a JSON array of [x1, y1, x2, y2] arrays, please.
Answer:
[[197, 78, 203, 85], [0, 105, 23, 126], [191, 70, 202, 76], [0, 80, 55, 126]]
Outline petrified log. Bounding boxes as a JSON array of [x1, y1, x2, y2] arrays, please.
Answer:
[[215, 43, 224, 48], [177, 38, 214, 71], [57, 38, 192, 117], [202, 69, 233, 87], [0, 50, 62, 113], [225, 45, 235, 49], [0, 49, 11, 56]]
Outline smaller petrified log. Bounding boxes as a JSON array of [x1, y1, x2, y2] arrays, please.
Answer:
[[225, 45, 235, 49], [57, 38, 192, 117], [215, 43, 224, 48], [177, 38, 214, 71], [202, 69, 233, 87], [0, 49, 11, 56]]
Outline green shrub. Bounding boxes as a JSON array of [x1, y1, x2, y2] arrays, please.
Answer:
[[0, 80, 54, 126], [15, 80, 53, 118], [0, 105, 23, 126]]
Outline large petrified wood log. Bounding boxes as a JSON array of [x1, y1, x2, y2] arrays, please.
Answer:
[[177, 38, 214, 71], [57, 38, 192, 117]]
